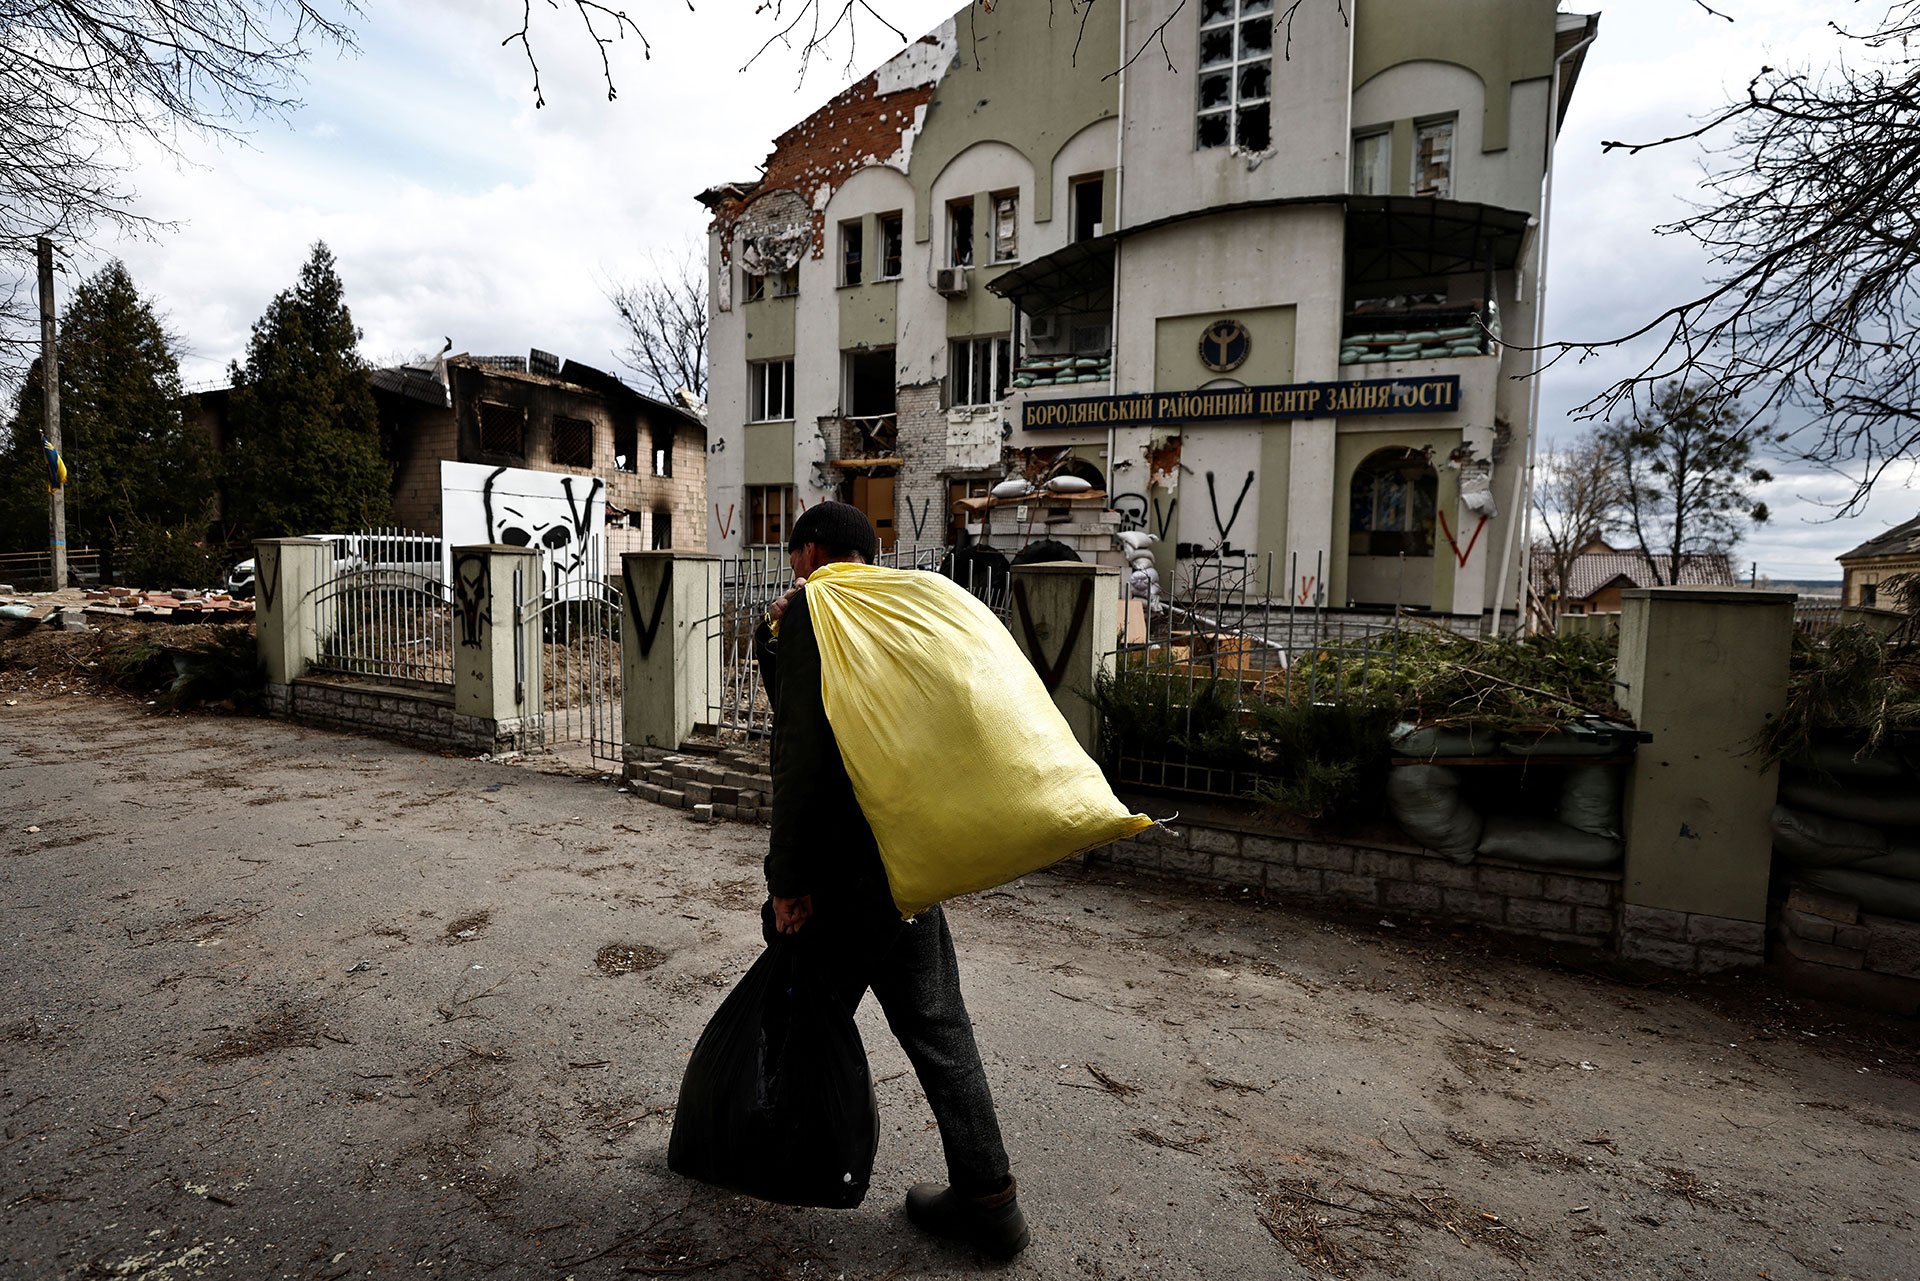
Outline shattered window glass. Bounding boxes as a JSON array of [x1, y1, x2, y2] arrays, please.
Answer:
[[949, 199, 974, 267], [1195, 0, 1274, 153], [880, 213, 903, 278], [1414, 117, 1454, 198]]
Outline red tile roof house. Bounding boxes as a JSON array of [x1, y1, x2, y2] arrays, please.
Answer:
[[1532, 539, 1736, 616]]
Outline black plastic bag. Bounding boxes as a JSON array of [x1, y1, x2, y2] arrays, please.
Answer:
[[667, 930, 878, 1208]]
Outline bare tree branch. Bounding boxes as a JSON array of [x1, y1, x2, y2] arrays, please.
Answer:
[[607, 243, 709, 402]]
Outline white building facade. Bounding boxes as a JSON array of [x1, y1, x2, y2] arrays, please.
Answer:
[[701, 0, 1597, 617]]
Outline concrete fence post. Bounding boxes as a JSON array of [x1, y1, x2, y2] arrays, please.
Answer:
[[254, 538, 330, 707], [1008, 561, 1121, 756], [621, 552, 722, 754], [450, 545, 543, 754], [1615, 586, 1796, 971]]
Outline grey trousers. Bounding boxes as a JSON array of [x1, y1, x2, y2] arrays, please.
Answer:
[[814, 901, 1012, 1196]]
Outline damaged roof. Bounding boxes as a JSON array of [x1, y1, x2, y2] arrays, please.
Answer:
[[1839, 512, 1920, 563]]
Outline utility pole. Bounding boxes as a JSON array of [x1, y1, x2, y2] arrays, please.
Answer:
[[37, 238, 66, 590]]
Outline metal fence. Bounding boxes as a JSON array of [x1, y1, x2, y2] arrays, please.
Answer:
[[0, 547, 100, 587], [704, 545, 1010, 743], [522, 546, 624, 764], [1104, 551, 1411, 799], [306, 528, 455, 685]]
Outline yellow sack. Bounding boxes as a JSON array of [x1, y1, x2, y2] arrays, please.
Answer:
[[800, 561, 1153, 918]]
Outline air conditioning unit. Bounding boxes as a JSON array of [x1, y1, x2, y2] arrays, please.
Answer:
[[1027, 314, 1058, 341], [935, 267, 969, 296]]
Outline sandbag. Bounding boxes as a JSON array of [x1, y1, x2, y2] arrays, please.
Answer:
[[1850, 847, 1920, 882], [668, 933, 878, 1208], [1771, 804, 1886, 868], [1794, 867, 1920, 923], [1779, 778, 1920, 828], [1385, 764, 1482, 863], [799, 561, 1152, 917], [1557, 764, 1622, 839], [1801, 744, 1909, 782], [1475, 814, 1622, 869], [1389, 722, 1504, 758]]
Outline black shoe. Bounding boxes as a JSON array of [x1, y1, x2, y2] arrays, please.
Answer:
[[905, 1177, 1031, 1259]]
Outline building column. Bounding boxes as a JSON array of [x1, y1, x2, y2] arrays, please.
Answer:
[[254, 538, 330, 708], [1616, 586, 1796, 972], [621, 552, 722, 754], [1285, 417, 1336, 606], [450, 545, 543, 754], [1009, 561, 1121, 755]]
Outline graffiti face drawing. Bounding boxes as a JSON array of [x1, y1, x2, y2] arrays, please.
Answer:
[[481, 467, 605, 581]]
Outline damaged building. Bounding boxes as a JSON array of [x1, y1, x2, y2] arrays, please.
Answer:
[[700, 0, 1597, 615]]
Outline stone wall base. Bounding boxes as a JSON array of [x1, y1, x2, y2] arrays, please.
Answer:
[[623, 741, 773, 824], [1771, 886, 1920, 1017], [1617, 903, 1767, 973], [273, 677, 534, 756]]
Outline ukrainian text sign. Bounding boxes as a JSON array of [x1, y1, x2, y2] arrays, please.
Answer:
[[1020, 375, 1460, 430]]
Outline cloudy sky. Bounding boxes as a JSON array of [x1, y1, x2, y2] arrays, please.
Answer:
[[50, 0, 1918, 582]]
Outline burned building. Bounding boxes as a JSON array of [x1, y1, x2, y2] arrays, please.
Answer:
[[700, 0, 1597, 616]]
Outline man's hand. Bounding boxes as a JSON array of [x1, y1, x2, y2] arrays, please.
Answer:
[[768, 578, 805, 624], [772, 894, 813, 934]]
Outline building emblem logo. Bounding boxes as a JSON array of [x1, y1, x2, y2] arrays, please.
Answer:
[[1199, 318, 1251, 373]]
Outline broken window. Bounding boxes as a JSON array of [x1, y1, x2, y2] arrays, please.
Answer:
[[652, 419, 673, 477], [743, 270, 767, 303], [841, 219, 863, 286], [771, 264, 800, 297], [747, 485, 796, 547], [614, 422, 638, 472], [651, 510, 672, 550], [551, 415, 593, 469], [749, 359, 795, 422], [1352, 130, 1390, 195], [842, 348, 897, 417], [478, 400, 526, 457], [1349, 447, 1437, 557], [1196, 0, 1272, 153], [1413, 117, 1454, 198], [990, 191, 1018, 263], [948, 198, 974, 268], [1071, 175, 1104, 242], [879, 212, 903, 278], [950, 337, 1011, 407]]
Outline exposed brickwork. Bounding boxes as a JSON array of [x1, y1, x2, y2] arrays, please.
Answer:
[[1774, 886, 1920, 1015], [1616, 903, 1766, 973], [276, 678, 531, 755], [706, 66, 939, 267], [894, 382, 949, 556], [621, 744, 775, 825]]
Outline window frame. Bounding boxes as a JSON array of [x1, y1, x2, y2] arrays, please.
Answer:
[[950, 336, 1013, 408], [840, 218, 864, 287], [1070, 175, 1104, 243], [650, 510, 673, 550], [879, 212, 903, 278], [1195, 0, 1273, 153], [748, 359, 796, 423], [947, 197, 975, 268], [743, 269, 767, 303], [747, 485, 797, 548], [477, 399, 526, 458], [1412, 115, 1456, 199], [989, 190, 1019, 264], [550, 414, 594, 469], [1351, 129, 1391, 196]]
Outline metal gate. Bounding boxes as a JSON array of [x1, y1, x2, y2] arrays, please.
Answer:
[[305, 527, 454, 685], [521, 548, 623, 764]]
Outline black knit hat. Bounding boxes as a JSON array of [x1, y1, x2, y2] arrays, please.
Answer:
[[789, 500, 878, 561]]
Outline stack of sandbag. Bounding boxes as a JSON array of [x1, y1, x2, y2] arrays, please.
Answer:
[[1771, 755, 1920, 920]]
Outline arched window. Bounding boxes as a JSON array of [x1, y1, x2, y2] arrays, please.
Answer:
[[1349, 447, 1437, 557]]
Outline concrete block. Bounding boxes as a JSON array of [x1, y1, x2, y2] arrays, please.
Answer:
[[1685, 914, 1766, 950], [1383, 881, 1443, 913], [1621, 902, 1690, 941], [656, 789, 687, 808], [1786, 887, 1858, 924], [1619, 934, 1698, 971], [1297, 843, 1356, 872], [1476, 867, 1546, 898], [1781, 933, 1865, 969], [1212, 855, 1269, 889], [1573, 906, 1616, 938], [1358, 851, 1416, 881], [1442, 889, 1506, 923], [1322, 872, 1380, 905], [1864, 916, 1920, 979], [1782, 908, 1836, 944], [1541, 874, 1616, 907], [1267, 865, 1325, 896], [1160, 845, 1212, 877], [1189, 826, 1241, 856], [690, 803, 714, 822], [682, 782, 713, 805], [1696, 946, 1761, 973], [1506, 899, 1574, 933], [1412, 858, 1477, 889], [1242, 835, 1295, 865], [739, 790, 762, 808], [709, 786, 740, 805]]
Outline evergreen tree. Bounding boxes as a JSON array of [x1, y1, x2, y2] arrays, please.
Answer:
[[0, 261, 215, 581], [224, 242, 390, 538]]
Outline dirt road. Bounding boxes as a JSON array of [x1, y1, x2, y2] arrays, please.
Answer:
[[1, 693, 1916, 1279]]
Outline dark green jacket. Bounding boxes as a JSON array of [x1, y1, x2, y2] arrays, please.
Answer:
[[753, 589, 890, 910]]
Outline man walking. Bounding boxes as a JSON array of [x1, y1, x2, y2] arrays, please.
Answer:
[[752, 501, 1029, 1258]]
